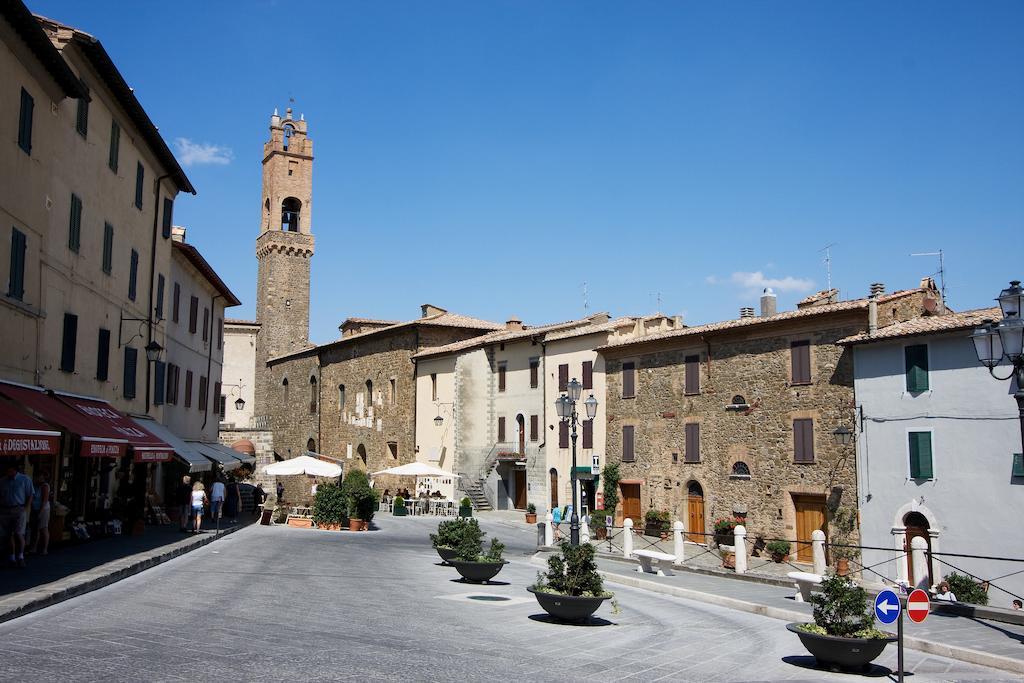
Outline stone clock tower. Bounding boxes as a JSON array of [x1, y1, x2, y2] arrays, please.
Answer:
[[254, 107, 314, 414]]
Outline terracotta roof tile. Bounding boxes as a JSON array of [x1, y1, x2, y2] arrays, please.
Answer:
[[413, 316, 602, 359], [837, 307, 999, 345]]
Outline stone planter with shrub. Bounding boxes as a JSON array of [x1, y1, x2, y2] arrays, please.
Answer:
[[342, 469, 378, 532], [392, 496, 407, 516], [458, 497, 473, 518], [529, 542, 612, 622], [430, 518, 468, 565], [766, 539, 791, 563], [447, 518, 507, 583], [312, 483, 346, 531]]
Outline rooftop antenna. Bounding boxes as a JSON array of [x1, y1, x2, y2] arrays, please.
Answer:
[[582, 281, 589, 314], [819, 243, 837, 292], [656, 291, 662, 313], [910, 249, 946, 303]]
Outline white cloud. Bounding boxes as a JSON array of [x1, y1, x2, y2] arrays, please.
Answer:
[[707, 270, 816, 296], [174, 137, 233, 166]]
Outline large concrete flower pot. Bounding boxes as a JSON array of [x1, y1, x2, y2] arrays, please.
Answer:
[[435, 546, 458, 564], [448, 559, 507, 583], [528, 586, 610, 623], [786, 623, 896, 670], [459, 507, 473, 518], [393, 506, 407, 516]]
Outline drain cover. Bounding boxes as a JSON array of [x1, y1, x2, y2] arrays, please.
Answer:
[[467, 595, 511, 602]]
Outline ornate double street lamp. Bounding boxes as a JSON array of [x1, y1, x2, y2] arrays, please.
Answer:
[[971, 280, 1024, 454], [555, 378, 598, 546]]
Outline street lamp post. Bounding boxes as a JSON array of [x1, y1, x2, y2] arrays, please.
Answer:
[[555, 378, 598, 546], [970, 280, 1024, 455]]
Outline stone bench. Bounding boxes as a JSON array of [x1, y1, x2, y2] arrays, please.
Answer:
[[634, 549, 677, 576], [787, 571, 822, 603]]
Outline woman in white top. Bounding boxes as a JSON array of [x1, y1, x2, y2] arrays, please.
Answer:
[[191, 482, 208, 534], [934, 581, 957, 602]]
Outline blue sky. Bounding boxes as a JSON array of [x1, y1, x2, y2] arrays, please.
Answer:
[[33, 1, 1024, 343]]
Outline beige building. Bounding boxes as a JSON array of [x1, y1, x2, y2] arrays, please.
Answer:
[[220, 318, 258, 429]]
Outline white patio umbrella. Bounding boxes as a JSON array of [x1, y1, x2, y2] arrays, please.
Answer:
[[372, 462, 450, 477], [263, 454, 341, 477]]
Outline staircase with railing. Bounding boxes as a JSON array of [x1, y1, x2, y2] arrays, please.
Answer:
[[456, 441, 507, 511]]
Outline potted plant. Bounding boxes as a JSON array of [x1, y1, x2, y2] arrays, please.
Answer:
[[788, 573, 896, 670], [342, 469, 378, 531], [943, 572, 989, 605], [766, 539, 790, 563], [458, 496, 473, 518], [529, 542, 613, 622], [447, 519, 508, 583], [829, 507, 858, 576], [312, 483, 346, 531], [525, 503, 537, 524], [429, 518, 467, 564], [713, 517, 739, 547], [392, 495, 407, 516], [644, 508, 671, 540], [590, 509, 608, 540]]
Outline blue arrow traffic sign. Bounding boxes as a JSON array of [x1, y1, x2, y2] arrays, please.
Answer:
[[875, 589, 901, 625]]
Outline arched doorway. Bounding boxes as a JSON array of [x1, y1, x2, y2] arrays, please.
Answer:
[[356, 444, 367, 468], [516, 414, 526, 455], [306, 438, 316, 454], [686, 481, 705, 543], [904, 511, 933, 586], [549, 468, 558, 510]]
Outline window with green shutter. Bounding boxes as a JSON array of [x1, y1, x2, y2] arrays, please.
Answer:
[[1013, 454, 1024, 478], [909, 431, 933, 479], [102, 223, 113, 274], [68, 194, 82, 252], [155, 274, 165, 320], [108, 121, 120, 172], [76, 85, 89, 138], [18, 88, 33, 155], [96, 328, 110, 381], [153, 360, 165, 406], [8, 228, 26, 300], [123, 347, 138, 399], [128, 249, 138, 301], [60, 313, 78, 372], [135, 162, 144, 210], [162, 198, 173, 239], [905, 344, 929, 393]]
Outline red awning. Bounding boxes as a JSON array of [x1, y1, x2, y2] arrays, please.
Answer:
[[0, 382, 127, 458], [52, 392, 173, 463], [0, 400, 61, 456]]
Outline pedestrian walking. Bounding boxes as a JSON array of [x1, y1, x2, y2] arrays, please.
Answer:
[[210, 477, 226, 522], [28, 471, 51, 555], [191, 482, 208, 533], [177, 475, 193, 531], [276, 480, 285, 503], [0, 460, 34, 567], [253, 484, 266, 515], [225, 477, 240, 524], [552, 505, 563, 541]]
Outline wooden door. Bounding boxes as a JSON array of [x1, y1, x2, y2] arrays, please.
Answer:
[[621, 483, 641, 526], [513, 469, 527, 510], [549, 469, 558, 510], [794, 495, 827, 563], [686, 492, 705, 543]]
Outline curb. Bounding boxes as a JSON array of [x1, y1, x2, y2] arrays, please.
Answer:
[[0, 524, 246, 625], [529, 555, 1024, 676]]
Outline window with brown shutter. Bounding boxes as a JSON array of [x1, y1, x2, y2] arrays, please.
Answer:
[[189, 296, 198, 334], [622, 362, 636, 398], [622, 425, 635, 461], [791, 340, 811, 385], [431, 373, 437, 401], [530, 415, 539, 441], [684, 423, 700, 463], [582, 360, 593, 390], [529, 359, 539, 388], [199, 376, 208, 411], [498, 364, 506, 392], [582, 419, 593, 448], [498, 416, 506, 443], [558, 364, 568, 392], [184, 370, 193, 408], [558, 420, 569, 448], [793, 418, 815, 462], [684, 355, 700, 395]]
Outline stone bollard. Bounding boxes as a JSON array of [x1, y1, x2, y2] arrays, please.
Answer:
[[911, 536, 930, 589], [673, 520, 685, 565], [734, 525, 747, 574], [536, 522, 546, 549], [545, 512, 554, 547], [812, 530, 826, 576], [581, 517, 591, 544], [623, 518, 634, 558]]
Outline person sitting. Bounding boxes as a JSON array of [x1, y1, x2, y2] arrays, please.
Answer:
[[933, 581, 957, 602]]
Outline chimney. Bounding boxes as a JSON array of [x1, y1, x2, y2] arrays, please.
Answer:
[[740, 307, 755, 319], [673, 315, 684, 328], [171, 226, 186, 243], [588, 312, 610, 324], [868, 287, 879, 334], [870, 283, 886, 298], [760, 288, 777, 317], [420, 304, 447, 318], [505, 316, 523, 331]]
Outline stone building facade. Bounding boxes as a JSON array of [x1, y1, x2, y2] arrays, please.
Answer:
[[600, 282, 943, 563]]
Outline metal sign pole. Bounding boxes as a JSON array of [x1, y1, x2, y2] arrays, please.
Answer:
[[897, 605, 904, 683]]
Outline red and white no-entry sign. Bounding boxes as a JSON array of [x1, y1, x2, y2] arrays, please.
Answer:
[[907, 589, 930, 623]]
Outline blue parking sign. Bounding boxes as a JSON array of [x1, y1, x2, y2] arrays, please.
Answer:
[[874, 589, 901, 625]]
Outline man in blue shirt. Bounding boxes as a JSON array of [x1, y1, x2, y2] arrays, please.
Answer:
[[0, 460, 35, 568]]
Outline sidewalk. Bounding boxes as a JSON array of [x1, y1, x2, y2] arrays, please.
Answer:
[[0, 517, 252, 624], [556, 552, 1024, 675]]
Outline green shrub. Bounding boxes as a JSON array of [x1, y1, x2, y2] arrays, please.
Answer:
[[341, 469, 379, 522], [484, 537, 505, 562], [766, 539, 791, 557], [601, 463, 621, 518], [644, 508, 671, 532], [312, 483, 346, 526], [829, 507, 859, 562], [532, 542, 609, 598], [809, 573, 875, 638], [460, 496, 472, 508], [943, 572, 989, 605], [394, 495, 406, 509], [430, 518, 466, 549], [526, 503, 536, 514], [589, 509, 608, 529]]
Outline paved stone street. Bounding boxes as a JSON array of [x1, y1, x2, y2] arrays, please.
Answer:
[[0, 515, 1015, 682]]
